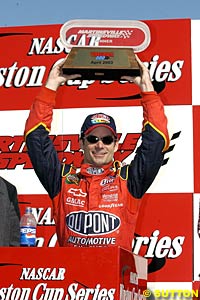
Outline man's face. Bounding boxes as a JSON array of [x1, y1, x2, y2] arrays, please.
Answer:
[[80, 127, 119, 167]]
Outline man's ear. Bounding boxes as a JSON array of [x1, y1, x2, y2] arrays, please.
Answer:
[[79, 138, 84, 150], [114, 140, 119, 153]]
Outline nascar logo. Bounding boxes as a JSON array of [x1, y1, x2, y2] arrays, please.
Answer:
[[66, 211, 120, 235]]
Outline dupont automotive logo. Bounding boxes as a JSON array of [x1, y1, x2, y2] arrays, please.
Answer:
[[66, 211, 120, 235], [60, 19, 151, 53]]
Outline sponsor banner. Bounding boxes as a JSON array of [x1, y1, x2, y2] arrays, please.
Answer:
[[191, 20, 200, 105], [0, 24, 61, 110], [135, 193, 193, 282], [0, 19, 191, 110], [193, 106, 200, 193], [193, 194, 200, 281], [148, 105, 193, 194], [0, 246, 147, 300], [0, 105, 194, 194], [0, 247, 116, 299]]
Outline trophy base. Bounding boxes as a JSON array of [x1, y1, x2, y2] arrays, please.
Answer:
[[63, 68, 140, 80], [62, 47, 140, 80]]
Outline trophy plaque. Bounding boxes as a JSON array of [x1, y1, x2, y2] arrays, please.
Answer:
[[62, 47, 140, 80]]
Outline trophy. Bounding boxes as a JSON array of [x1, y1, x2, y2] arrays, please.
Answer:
[[61, 47, 140, 80], [60, 19, 151, 80]]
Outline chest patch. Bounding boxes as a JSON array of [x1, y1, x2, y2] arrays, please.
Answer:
[[66, 211, 120, 235]]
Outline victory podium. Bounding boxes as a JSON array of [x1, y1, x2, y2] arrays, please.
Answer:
[[0, 247, 147, 299]]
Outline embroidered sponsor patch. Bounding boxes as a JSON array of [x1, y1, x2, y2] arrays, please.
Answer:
[[100, 178, 115, 186], [68, 188, 87, 197], [102, 193, 118, 201], [65, 174, 80, 185]]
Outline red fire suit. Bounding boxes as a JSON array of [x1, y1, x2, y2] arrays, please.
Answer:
[[24, 87, 169, 251]]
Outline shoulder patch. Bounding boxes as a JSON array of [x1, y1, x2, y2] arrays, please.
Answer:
[[65, 174, 80, 185], [62, 164, 81, 185]]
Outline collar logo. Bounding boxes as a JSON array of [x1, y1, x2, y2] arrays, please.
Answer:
[[86, 167, 104, 175]]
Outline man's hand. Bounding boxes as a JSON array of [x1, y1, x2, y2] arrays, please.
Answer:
[[121, 54, 154, 92], [45, 58, 81, 91]]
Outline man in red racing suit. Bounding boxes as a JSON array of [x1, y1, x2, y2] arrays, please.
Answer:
[[24, 55, 169, 251]]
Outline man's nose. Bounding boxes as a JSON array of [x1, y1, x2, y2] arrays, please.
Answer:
[[95, 140, 104, 147]]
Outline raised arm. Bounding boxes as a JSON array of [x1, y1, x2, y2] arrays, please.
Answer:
[[24, 60, 81, 198], [121, 55, 169, 198]]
